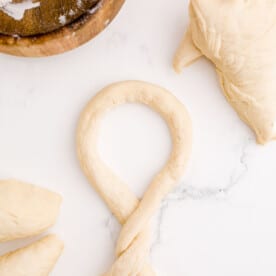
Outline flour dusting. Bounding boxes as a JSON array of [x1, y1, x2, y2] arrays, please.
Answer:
[[59, 15, 67, 25], [0, 0, 40, 21], [104, 19, 110, 26], [76, 0, 82, 8], [89, 1, 102, 14], [69, 9, 75, 16]]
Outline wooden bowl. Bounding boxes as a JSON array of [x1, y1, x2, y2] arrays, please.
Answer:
[[0, 0, 100, 36], [0, 0, 125, 57]]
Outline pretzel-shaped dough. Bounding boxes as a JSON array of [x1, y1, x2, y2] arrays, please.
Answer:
[[77, 81, 192, 275]]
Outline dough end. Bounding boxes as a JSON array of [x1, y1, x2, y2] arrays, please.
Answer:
[[0, 180, 62, 242], [173, 26, 202, 73], [0, 235, 64, 276]]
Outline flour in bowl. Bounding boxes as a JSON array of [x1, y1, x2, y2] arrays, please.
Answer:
[[0, 0, 40, 21]]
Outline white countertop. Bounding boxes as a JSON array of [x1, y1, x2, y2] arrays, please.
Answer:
[[1, 0, 276, 275]]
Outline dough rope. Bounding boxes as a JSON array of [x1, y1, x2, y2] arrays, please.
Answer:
[[77, 81, 192, 275]]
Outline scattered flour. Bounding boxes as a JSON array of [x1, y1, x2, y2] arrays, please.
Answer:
[[89, 6, 97, 14], [69, 9, 75, 16], [0, 0, 40, 21], [89, 1, 102, 14], [0, 0, 10, 6], [104, 19, 110, 26], [12, 33, 20, 38], [76, 0, 82, 8], [59, 14, 67, 25]]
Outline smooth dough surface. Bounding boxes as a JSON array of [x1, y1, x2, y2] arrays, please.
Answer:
[[0, 180, 62, 242], [174, 0, 276, 144], [0, 235, 64, 276], [77, 81, 192, 275]]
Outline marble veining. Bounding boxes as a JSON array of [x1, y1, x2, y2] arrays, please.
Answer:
[[0, 0, 276, 275]]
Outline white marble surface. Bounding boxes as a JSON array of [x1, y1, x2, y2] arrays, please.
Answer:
[[1, 0, 276, 275]]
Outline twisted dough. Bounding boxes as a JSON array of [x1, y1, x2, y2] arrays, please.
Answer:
[[77, 81, 192, 275]]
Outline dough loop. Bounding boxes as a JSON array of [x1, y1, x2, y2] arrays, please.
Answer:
[[77, 81, 192, 275]]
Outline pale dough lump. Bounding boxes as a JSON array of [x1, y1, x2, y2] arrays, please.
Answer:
[[174, 0, 276, 144]]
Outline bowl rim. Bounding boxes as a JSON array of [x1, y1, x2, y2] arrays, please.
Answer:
[[0, 0, 125, 57]]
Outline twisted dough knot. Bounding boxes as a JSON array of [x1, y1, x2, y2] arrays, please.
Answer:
[[77, 81, 192, 275]]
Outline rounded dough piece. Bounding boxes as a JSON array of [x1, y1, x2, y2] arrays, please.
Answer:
[[0, 235, 64, 276], [77, 81, 192, 275], [0, 180, 62, 242]]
